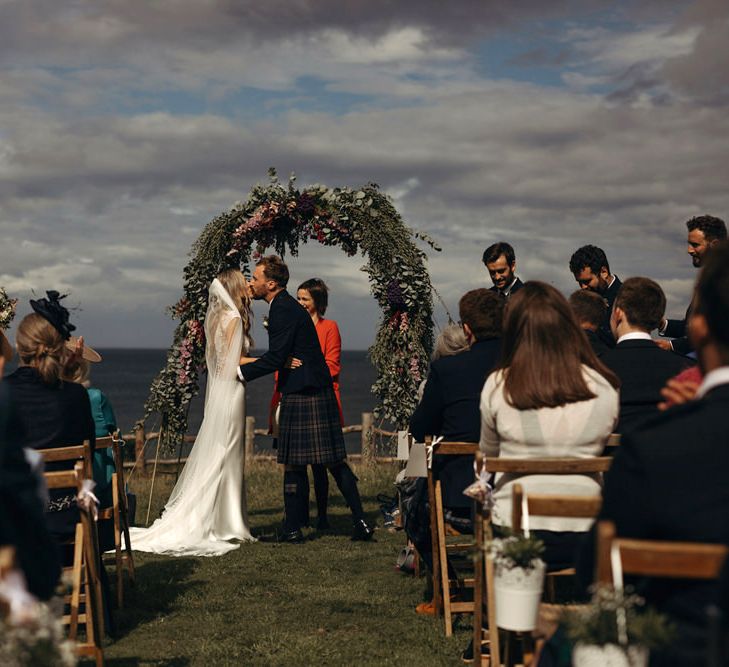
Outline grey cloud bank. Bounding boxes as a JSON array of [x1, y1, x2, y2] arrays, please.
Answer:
[[0, 1, 727, 348]]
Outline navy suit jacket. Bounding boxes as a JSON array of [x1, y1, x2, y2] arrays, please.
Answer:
[[239, 290, 332, 394], [409, 338, 501, 507], [578, 382, 729, 664], [601, 339, 692, 433], [489, 276, 523, 300], [596, 275, 622, 348]]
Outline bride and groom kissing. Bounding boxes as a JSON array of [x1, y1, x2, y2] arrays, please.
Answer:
[[130, 255, 373, 555]]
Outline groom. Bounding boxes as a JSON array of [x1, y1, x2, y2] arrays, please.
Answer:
[[239, 255, 373, 543]]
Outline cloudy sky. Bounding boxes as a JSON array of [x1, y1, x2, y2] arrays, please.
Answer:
[[1, 0, 727, 349]]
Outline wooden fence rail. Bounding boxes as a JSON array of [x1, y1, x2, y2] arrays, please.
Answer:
[[125, 412, 397, 471]]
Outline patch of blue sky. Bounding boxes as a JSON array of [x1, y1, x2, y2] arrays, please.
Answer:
[[468, 8, 648, 90]]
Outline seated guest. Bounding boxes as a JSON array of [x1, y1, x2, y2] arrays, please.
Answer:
[[480, 282, 619, 570], [482, 242, 523, 299], [602, 277, 692, 433], [411, 289, 503, 506], [0, 352, 61, 601], [5, 294, 96, 543], [69, 359, 117, 508], [407, 289, 503, 612], [416, 323, 469, 401], [579, 242, 729, 666], [569, 245, 621, 347], [568, 289, 609, 357]]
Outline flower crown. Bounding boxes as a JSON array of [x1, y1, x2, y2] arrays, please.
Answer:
[[30, 290, 76, 341]]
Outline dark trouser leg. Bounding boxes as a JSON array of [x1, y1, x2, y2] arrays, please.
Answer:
[[311, 464, 329, 523], [283, 466, 307, 531], [328, 462, 364, 522]]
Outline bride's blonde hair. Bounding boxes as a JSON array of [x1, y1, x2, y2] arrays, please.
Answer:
[[216, 268, 253, 345]]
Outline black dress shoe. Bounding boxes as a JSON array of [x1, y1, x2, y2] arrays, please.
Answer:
[[281, 528, 305, 543], [351, 519, 374, 541]]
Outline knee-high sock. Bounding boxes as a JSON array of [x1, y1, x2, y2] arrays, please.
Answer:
[[299, 470, 310, 527], [311, 464, 329, 520], [329, 463, 364, 522], [283, 468, 307, 531]]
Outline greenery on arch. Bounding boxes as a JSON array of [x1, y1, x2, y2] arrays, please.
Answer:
[[144, 169, 439, 451]]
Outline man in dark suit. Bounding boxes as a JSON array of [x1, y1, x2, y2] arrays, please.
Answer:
[[568, 289, 610, 358], [482, 242, 523, 300], [579, 242, 729, 666], [657, 215, 727, 356], [239, 256, 372, 542], [569, 244, 621, 347], [602, 277, 692, 433], [408, 289, 503, 613]]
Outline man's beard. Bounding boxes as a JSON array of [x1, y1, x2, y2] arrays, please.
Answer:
[[692, 254, 702, 268]]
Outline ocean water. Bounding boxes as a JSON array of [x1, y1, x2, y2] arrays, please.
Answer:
[[4, 349, 380, 455]]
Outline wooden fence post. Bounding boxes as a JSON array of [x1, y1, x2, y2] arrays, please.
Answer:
[[361, 412, 375, 468], [134, 423, 146, 472], [245, 416, 256, 463]]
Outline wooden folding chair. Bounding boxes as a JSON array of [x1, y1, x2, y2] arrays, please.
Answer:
[[98, 432, 135, 608], [44, 461, 105, 667], [472, 452, 500, 666], [425, 437, 480, 637], [596, 520, 729, 584], [512, 483, 602, 600], [38, 440, 93, 478], [473, 455, 612, 666]]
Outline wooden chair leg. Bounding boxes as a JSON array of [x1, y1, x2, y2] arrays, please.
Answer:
[[69, 524, 84, 640], [435, 479, 453, 636], [111, 474, 124, 608], [427, 469, 442, 615], [486, 554, 501, 667], [473, 513, 484, 664]]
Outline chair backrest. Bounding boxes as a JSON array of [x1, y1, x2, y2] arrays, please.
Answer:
[[597, 520, 729, 584], [37, 440, 93, 478], [425, 436, 479, 457], [95, 435, 114, 450], [43, 460, 84, 492], [484, 456, 612, 474], [511, 482, 602, 535], [605, 433, 621, 449]]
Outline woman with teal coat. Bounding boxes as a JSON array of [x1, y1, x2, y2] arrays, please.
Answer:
[[71, 359, 117, 507]]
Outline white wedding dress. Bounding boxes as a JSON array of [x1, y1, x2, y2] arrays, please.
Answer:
[[129, 279, 255, 556]]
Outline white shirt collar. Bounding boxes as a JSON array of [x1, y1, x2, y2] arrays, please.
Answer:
[[501, 277, 518, 297], [695, 366, 729, 399], [606, 274, 616, 290], [616, 332, 652, 344]]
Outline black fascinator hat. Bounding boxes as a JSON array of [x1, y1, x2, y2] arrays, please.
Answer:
[[30, 290, 76, 341]]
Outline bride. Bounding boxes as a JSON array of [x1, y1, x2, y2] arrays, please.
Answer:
[[129, 269, 256, 556]]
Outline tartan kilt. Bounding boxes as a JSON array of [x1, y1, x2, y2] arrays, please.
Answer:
[[277, 386, 347, 466]]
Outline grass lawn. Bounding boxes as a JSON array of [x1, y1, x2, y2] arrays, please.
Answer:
[[103, 461, 471, 666]]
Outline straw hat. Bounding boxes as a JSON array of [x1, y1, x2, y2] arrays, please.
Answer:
[[0, 330, 12, 364], [65, 335, 102, 363]]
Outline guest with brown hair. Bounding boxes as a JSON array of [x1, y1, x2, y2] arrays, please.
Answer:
[[602, 277, 692, 432], [480, 281, 619, 569]]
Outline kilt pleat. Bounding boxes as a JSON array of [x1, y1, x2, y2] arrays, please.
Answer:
[[277, 386, 347, 465]]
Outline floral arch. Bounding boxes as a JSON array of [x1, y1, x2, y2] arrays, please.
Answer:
[[145, 169, 439, 451]]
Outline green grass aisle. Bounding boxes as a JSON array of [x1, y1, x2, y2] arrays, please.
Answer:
[[105, 461, 470, 666]]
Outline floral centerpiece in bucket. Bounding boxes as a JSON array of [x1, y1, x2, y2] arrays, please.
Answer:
[[488, 533, 546, 631], [563, 585, 673, 667], [0, 287, 18, 332]]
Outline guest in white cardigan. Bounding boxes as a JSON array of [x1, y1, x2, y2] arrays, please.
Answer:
[[480, 281, 620, 570]]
